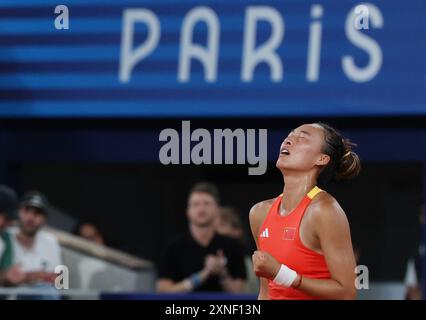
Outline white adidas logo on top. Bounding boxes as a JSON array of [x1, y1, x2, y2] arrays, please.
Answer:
[[260, 228, 269, 238]]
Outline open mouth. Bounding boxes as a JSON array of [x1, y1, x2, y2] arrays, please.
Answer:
[[280, 147, 290, 156]]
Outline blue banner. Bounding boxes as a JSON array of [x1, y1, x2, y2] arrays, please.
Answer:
[[0, 0, 425, 117]]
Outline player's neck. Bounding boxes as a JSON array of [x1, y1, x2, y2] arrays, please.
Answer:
[[281, 172, 317, 215], [189, 223, 215, 247]]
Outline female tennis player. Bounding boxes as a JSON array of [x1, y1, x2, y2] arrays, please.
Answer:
[[250, 123, 361, 300]]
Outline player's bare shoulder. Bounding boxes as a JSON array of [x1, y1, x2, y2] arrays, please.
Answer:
[[308, 190, 348, 224], [249, 198, 275, 232]]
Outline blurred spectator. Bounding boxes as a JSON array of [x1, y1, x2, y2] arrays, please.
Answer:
[[0, 185, 19, 273], [2, 191, 62, 289], [73, 221, 105, 246], [404, 205, 424, 300], [216, 206, 259, 294], [216, 206, 244, 240], [405, 258, 421, 300], [157, 182, 246, 293]]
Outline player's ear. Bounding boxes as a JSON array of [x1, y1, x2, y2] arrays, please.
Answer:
[[316, 154, 330, 166]]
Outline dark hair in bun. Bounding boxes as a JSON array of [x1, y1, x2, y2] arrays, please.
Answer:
[[315, 122, 362, 185]]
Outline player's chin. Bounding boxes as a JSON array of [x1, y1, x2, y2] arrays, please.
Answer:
[[275, 157, 290, 170]]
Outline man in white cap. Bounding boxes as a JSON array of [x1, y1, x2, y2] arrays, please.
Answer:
[[4, 191, 62, 288]]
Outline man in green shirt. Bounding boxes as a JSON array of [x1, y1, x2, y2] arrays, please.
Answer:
[[0, 185, 18, 278]]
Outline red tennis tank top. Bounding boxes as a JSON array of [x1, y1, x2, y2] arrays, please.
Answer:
[[258, 186, 331, 300]]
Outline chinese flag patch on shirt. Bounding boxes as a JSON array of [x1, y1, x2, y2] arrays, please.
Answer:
[[283, 227, 296, 240]]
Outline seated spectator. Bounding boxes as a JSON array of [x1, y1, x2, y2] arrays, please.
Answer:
[[216, 206, 244, 240], [2, 191, 62, 289], [0, 185, 18, 273], [73, 221, 105, 246], [157, 182, 246, 294], [216, 206, 259, 294]]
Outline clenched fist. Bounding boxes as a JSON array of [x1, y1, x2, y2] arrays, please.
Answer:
[[252, 250, 281, 280]]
